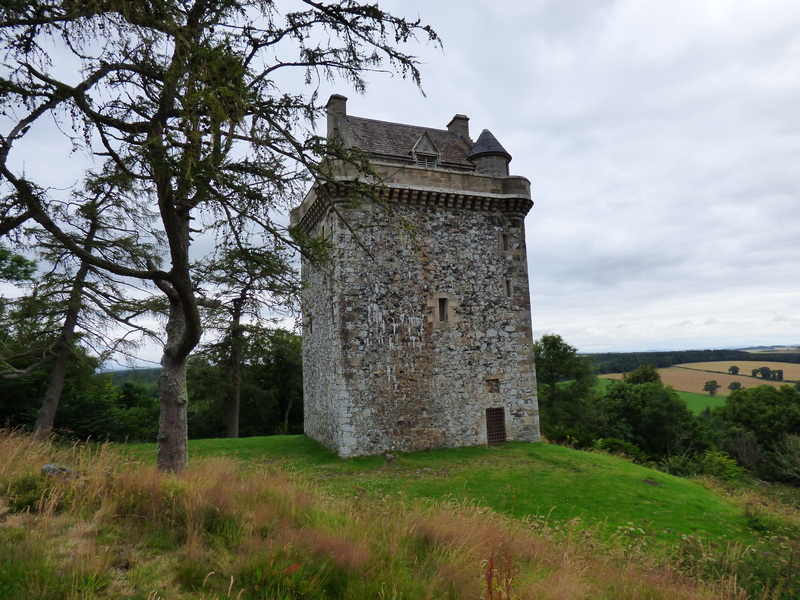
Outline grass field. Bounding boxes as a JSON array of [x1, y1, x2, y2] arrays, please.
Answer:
[[125, 437, 755, 548], [675, 390, 726, 413], [5, 432, 800, 599]]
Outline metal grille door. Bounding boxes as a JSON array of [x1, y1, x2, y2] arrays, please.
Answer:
[[486, 407, 507, 446]]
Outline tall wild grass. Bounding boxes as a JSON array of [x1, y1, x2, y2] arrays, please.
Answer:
[[0, 430, 763, 599]]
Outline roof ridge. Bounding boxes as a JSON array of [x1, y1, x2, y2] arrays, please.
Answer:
[[348, 115, 450, 135]]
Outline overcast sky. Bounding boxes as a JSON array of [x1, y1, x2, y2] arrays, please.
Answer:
[[323, 0, 800, 353], [4, 1, 799, 358]]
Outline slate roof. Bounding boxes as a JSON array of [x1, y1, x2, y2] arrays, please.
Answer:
[[466, 129, 511, 161], [347, 116, 475, 168]]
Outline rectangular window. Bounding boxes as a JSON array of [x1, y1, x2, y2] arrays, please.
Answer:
[[504, 279, 512, 298], [501, 233, 509, 251], [438, 298, 448, 322], [486, 407, 507, 446], [486, 378, 500, 393]]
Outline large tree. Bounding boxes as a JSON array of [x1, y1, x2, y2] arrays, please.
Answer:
[[0, 175, 160, 438], [188, 328, 302, 438], [533, 333, 597, 432], [195, 241, 298, 438], [719, 385, 800, 450], [0, 0, 438, 471], [599, 379, 695, 458]]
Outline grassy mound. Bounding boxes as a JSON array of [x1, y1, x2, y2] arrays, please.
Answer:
[[130, 437, 753, 547], [2, 432, 798, 599]]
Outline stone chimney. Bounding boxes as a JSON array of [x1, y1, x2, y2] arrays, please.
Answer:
[[447, 114, 470, 142], [326, 94, 349, 144]]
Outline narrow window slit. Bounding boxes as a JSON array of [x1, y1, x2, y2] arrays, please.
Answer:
[[438, 298, 448, 322]]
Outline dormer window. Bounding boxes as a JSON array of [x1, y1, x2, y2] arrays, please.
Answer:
[[416, 154, 437, 168], [411, 132, 440, 169]]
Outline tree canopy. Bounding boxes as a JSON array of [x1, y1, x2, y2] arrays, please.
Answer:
[[598, 379, 695, 458], [533, 333, 597, 432], [622, 364, 661, 385]]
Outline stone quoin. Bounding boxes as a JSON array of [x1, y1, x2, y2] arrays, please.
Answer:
[[290, 95, 540, 457]]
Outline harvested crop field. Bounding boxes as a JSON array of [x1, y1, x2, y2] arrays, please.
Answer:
[[657, 367, 785, 396], [673, 360, 800, 381], [600, 360, 798, 397]]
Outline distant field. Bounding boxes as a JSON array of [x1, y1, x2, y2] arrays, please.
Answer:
[[599, 359, 797, 399], [675, 390, 726, 414], [674, 360, 800, 381], [659, 367, 785, 397], [746, 347, 800, 354]]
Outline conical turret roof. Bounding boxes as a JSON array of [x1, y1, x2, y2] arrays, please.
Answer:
[[466, 129, 512, 161]]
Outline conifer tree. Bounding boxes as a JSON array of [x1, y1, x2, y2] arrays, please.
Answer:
[[1, 0, 438, 471]]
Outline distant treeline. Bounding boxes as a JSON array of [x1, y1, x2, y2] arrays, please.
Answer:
[[587, 350, 800, 374], [109, 368, 161, 387]]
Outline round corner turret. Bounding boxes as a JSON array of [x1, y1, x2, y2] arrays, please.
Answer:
[[466, 129, 512, 176]]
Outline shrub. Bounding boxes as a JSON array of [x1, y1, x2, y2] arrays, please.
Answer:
[[766, 434, 800, 485], [594, 438, 649, 464], [695, 451, 748, 482], [659, 451, 747, 482], [544, 425, 596, 449], [659, 454, 699, 478]]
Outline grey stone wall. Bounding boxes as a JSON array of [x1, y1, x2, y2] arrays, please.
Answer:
[[296, 162, 540, 457]]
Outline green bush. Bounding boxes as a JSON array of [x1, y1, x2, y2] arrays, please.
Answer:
[[594, 438, 648, 464], [544, 425, 596, 449], [765, 434, 800, 485], [659, 451, 747, 482]]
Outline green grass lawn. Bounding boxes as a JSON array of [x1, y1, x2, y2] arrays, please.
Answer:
[[125, 436, 754, 549]]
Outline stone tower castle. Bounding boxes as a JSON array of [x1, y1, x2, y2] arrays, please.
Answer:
[[290, 95, 540, 457]]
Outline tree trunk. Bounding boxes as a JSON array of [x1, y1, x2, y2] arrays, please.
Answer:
[[226, 299, 243, 438], [153, 208, 203, 472], [33, 230, 95, 439], [32, 336, 73, 440], [157, 301, 191, 472], [225, 366, 241, 438], [226, 312, 242, 438], [283, 395, 294, 433]]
